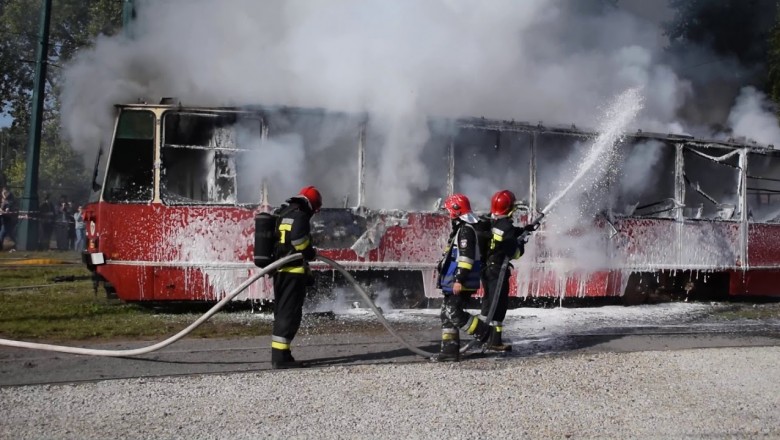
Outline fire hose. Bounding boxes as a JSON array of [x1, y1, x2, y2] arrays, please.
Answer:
[[0, 254, 438, 359]]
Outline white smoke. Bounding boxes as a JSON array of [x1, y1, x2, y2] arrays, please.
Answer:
[[60, 0, 704, 209], [236, 132, 306, 204], [727, 86, 780, 147]]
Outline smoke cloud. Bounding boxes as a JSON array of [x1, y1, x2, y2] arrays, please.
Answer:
[[727, 87, 780, 147], [60, 0, 780, 210]]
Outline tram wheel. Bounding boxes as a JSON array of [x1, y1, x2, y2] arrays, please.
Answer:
[[104, 282, 118, 300], [622, 273, 650, 306]]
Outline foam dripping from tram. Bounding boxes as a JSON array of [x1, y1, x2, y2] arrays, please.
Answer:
[[517, 87, 645, 305]]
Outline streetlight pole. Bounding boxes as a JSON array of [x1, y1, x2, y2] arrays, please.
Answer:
[[16, 0, 52, 251]]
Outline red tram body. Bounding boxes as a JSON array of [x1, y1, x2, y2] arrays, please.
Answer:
[[81, 102, 780, 305]]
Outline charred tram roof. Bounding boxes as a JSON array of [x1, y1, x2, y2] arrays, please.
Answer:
[[114, 102, 773, 153]]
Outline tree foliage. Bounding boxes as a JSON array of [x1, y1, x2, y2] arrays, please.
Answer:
[[768, 8, 780, 108], [664, 0, 777, 87], [0, 0, 122, 125], [1, 124, 91, 203], [0, 0, 121, 203]]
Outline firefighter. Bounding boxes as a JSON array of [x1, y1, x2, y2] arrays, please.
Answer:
[[270, 185, 322, 369], [480, 189, 537, 352], [435, 193, 490, 362]]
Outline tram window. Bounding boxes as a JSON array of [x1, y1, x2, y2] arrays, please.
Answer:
[[612, 140, 676, 218], [161, 112, 258, 205], [104, 110, 154, 203], [453, 128, 531, 212], [535, 134, 602, 215], [683, 146, 740, 220], [747, 152, 780, 223], [161, 148, 238, 204], [117, 110, 155, 140], [265, 110, 361, 209]]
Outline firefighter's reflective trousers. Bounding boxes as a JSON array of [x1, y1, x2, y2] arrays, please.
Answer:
[[271, 271, 308, 350]]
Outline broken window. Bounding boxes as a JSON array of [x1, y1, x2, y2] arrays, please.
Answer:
[[453, 129, 532, 212], [747, 151, 780, 223], [363, 117, 448, 211], [535, 133, 594, 214], [264, 110, 362, 209], [161, 112, 263, 205], [611, 140, 676, 218], [682, 146, 740, 220], [103, 110, 155, 203]]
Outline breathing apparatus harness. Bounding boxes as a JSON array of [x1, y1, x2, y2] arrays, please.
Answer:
[[253, 203, 300, 269]]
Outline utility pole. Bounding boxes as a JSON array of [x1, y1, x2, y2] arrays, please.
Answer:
[[0, 131, 6, 182], [16, 0, 52, 251]]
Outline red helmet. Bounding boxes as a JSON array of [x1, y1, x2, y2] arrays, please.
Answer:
[[298, 186, 322, 213], [443, 193, 472, 219], [491, 190, 516, 217]]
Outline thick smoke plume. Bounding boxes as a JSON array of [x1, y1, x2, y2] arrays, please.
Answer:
[[60, 0, 780, 209]]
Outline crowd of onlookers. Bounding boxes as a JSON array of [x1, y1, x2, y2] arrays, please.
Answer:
[[0, 186, 86, 252]]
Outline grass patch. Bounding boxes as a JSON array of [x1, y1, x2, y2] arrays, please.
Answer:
[[709, 302, 780, 321], [0, 252, 272, 342]]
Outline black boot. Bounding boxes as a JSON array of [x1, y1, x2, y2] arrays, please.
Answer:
[[271, 348, 308, 369], [435, 330, 460, 362], [469, 318, 491, 343], [484, 325, 512, 352]]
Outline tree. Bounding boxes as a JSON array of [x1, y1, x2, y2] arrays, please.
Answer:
[[0, 0, 122, 126], [665, 0, 777, 88], [767, 7, 780, 109], [2, 123, 90, 203], [663, 0, 777, 126], [0, 0, 121, 202]]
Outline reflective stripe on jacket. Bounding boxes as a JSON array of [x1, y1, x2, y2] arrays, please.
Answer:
[[274, 201, 315, 271]]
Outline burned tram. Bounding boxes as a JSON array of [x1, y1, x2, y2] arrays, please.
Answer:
[[81, 101, 780, 305]]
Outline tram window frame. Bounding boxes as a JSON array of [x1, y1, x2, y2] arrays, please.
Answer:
[[747, 150, 780, 223], [452, 128, 532, 212], [160, 111, 262, 206], [682, 146, 741, 221], [103, 110, 155, 203], [610, 140, 677, 219]]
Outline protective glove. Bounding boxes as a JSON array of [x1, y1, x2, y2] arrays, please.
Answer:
[[304, 265, 316, 287], [303, 247, 318, 262], [524, 222, 540, 232]]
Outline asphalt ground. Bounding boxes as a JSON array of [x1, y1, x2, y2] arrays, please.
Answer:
[[2, 305, 779, 387]]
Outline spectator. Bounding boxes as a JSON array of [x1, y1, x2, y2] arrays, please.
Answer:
[[74, 205, 86, 251], [66, 201, 75, 250], [0, 187, 17, 252], [38, 192, 54, 251], [55, 195, 70, 251]]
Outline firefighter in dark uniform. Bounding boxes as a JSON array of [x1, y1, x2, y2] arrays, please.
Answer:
[[436, 193, 490, 362], [271, 185, 322, 369], [480, 189, 537, 351]]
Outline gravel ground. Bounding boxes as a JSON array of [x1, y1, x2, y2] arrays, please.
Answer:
[[2, 346, 779, 439]]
